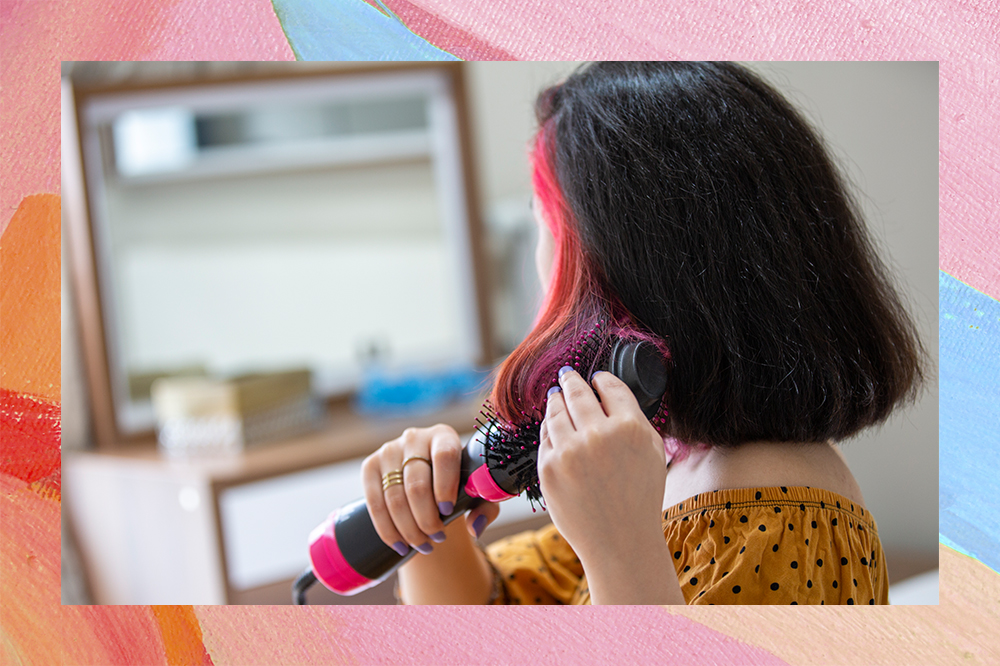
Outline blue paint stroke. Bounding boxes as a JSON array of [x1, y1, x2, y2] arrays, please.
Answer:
[[939, 270, 1000, 575], [939, 533, 976, 561], [271, 0, 460, 61]]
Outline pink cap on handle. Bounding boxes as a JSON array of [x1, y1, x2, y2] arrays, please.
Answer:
[[464, 465, 517, 502], [308, 511, 376, 596]]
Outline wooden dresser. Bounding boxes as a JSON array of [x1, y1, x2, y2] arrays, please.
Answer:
[[64, 397, 551, 605]]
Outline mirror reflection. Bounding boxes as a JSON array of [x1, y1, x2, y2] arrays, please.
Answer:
[[79, 70, 484, 434]]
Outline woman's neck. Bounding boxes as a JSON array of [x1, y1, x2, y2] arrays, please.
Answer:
[[663, 439, 866, 511]]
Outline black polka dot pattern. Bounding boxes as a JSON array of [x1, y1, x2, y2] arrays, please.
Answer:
[[482, 486, 888, 606]]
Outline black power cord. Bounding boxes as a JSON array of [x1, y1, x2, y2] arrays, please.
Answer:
[[292, 567, 317, 605]]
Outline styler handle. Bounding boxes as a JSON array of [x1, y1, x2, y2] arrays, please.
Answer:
[[309, 432, 489, 595]]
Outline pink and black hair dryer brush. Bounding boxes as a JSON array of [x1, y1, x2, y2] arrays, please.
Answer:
[[293, 338, 667, 604]]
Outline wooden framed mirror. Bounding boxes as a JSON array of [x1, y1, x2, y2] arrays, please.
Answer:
[[63, 63, 493, 450]]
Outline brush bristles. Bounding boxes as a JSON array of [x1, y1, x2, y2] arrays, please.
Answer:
[[477, 318, 673, 511], [476, 401, 545, 510], [476, 320, 611, 511]]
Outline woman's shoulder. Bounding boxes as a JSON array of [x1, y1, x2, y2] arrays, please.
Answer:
[[663, 440, 866, 512]]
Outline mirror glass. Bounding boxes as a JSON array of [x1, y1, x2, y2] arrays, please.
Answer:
[[78, 70, 484, 433]]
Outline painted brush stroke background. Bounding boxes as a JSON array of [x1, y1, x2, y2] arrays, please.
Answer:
[[939, 273, 1000, 570], [1, 0, 998, 664], [271, 0, 459, 60]]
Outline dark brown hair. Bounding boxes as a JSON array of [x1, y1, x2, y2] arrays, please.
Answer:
[[494, 62, 925, 448]]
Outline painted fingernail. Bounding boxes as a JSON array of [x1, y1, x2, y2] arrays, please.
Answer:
[[558, 365, 573, 378], [438, 501, 454, 515], [430, 531, 446, 543], [547, 386, 561, 397], [414, 542, 434, 554], [392, 541, 409, 556], [590, 370, 605, 381], [472, 514, 487, 538]]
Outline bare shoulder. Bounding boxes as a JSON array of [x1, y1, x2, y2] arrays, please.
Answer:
[[663, 440, 867, 511]]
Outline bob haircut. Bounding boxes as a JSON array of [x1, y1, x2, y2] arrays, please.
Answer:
[[490, 61, 925, 449]]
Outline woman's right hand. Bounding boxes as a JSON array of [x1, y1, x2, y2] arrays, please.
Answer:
[[361, 424, 500, 557]]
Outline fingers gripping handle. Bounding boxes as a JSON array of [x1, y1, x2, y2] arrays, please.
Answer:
[[307, 431, 503, 597]]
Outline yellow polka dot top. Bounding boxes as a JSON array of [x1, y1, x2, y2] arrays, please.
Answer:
[[484, 486, 889, 605]]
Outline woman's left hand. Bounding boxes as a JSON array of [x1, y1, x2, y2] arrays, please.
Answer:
[[537, 366, 668, 566]]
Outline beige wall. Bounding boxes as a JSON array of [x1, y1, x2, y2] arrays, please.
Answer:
[[465, 62, 582, 203]]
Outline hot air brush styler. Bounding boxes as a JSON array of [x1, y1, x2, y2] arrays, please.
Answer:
[[294, 330, 667, 603]]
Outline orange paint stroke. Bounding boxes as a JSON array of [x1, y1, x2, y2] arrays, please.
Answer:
[[151, 606, 215, 666], [0, 473, 62, 666], [1, 194, 61, 402], [63, 606, 170, 666], [196, 605, 355, 665], [0, 475, 161, 666]]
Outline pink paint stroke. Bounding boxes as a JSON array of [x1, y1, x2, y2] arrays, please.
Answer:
[[144, 0, 294, 60], [362, 0, 517, 59], [329, 606, 790, 665]]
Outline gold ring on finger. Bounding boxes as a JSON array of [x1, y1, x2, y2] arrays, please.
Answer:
[[382, 477, 404, 491], [382, 470, 404, 491], [402, 456, 431, 471]]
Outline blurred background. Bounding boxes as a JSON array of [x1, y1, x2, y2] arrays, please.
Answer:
[[61, 61, 938, 605]]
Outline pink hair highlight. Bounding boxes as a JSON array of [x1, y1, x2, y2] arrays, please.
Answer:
[[489, 124, 682, 456]]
